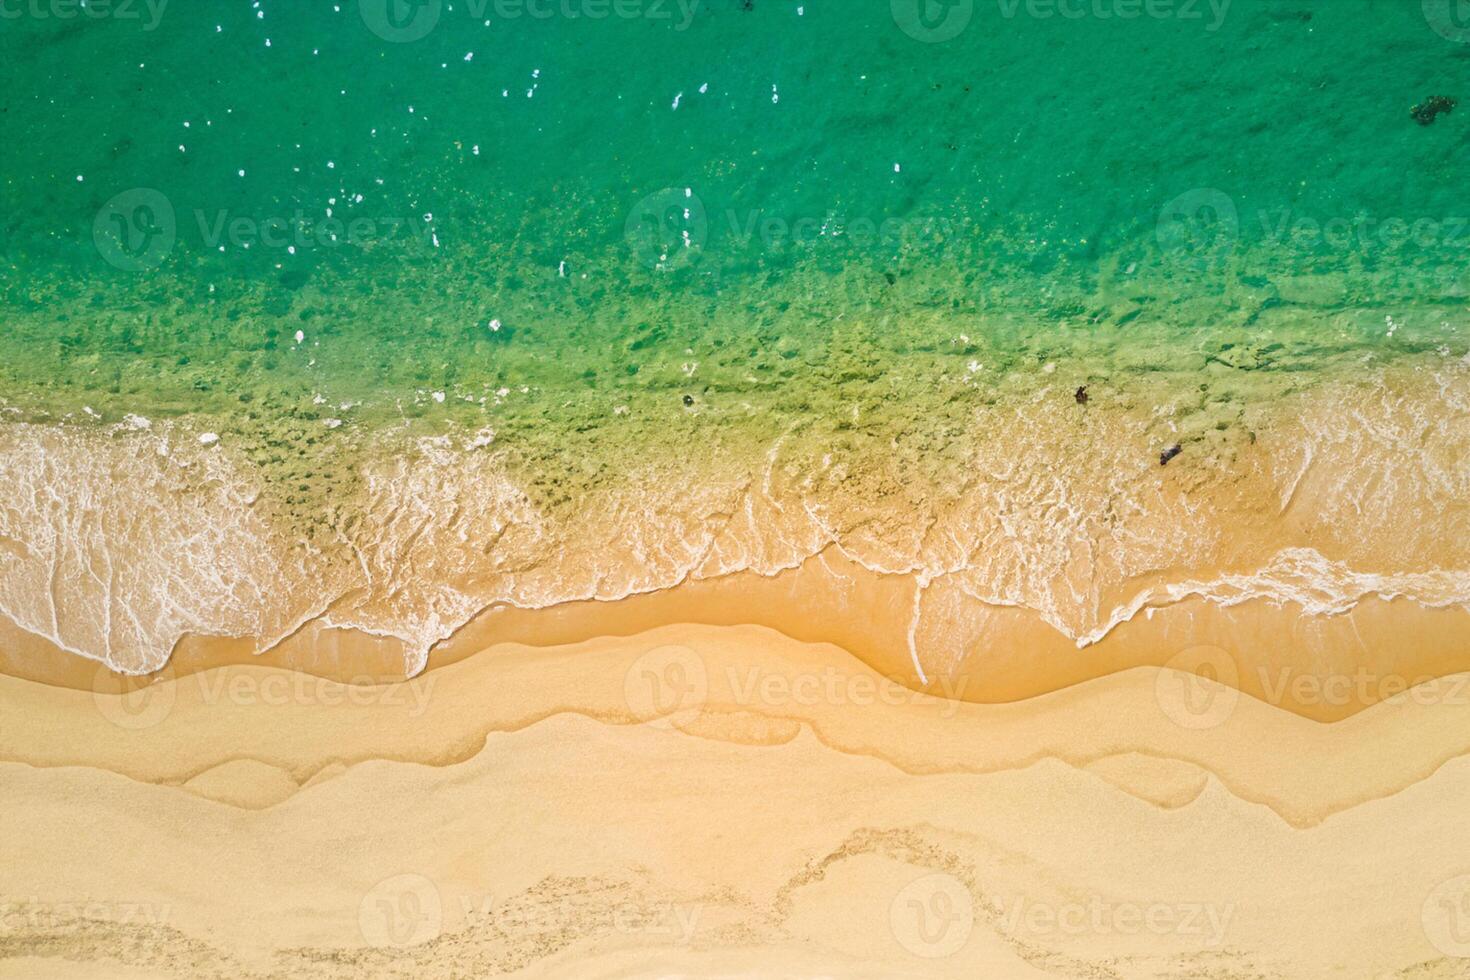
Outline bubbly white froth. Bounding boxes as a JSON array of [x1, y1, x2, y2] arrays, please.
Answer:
[[1, 364, 1467, 678]]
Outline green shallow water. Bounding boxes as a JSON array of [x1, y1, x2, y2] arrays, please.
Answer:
[[6, 0, 1470, 675], [2, 0, 1468, 463]]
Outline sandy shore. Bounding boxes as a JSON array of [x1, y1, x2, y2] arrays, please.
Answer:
[[10, 539, 1470, 727], [4, 623, 1470, 978], [3, 353, 1467, 697]]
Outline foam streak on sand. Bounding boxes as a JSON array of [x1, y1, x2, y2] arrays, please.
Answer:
[[2, 359, 1470, 705], [1076, 546, 1470, 649], [0, 361, 1467, 701]]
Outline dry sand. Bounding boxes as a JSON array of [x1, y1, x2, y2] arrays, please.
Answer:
[[4, 623, 1470, 978]]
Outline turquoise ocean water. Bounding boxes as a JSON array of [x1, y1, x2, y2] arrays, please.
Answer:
[[3, 0, 1467, 431], [3, 0, 1470, 675]]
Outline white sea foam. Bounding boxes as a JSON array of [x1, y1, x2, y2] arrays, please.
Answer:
[[0, 366, 1466, 678]]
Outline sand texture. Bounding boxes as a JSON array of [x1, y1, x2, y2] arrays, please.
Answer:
[[5, 624, 1470, 978]]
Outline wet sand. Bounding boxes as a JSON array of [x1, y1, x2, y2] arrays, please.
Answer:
[[11, 555, 1470, 724]]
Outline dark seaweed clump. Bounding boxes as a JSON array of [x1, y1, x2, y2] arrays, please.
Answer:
[[1411, 96, 1457, 126]]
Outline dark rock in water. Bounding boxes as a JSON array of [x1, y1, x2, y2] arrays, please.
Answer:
[[1075, 385, 1089, 405], [1411, 96, 1457, 126], [682, 394, 694, 407], [1160, 444, 1182, 466]]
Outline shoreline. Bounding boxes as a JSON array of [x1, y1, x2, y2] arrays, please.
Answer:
[[11, 549, 1470, 723], [8, 621, 1470, 827], [0, 349, 1466, 721]]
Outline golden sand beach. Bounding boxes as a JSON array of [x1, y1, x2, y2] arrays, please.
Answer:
[[2, 358, 1470, 977], [9, 1, 1470, 975], [5, 621, 1470, 978]]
